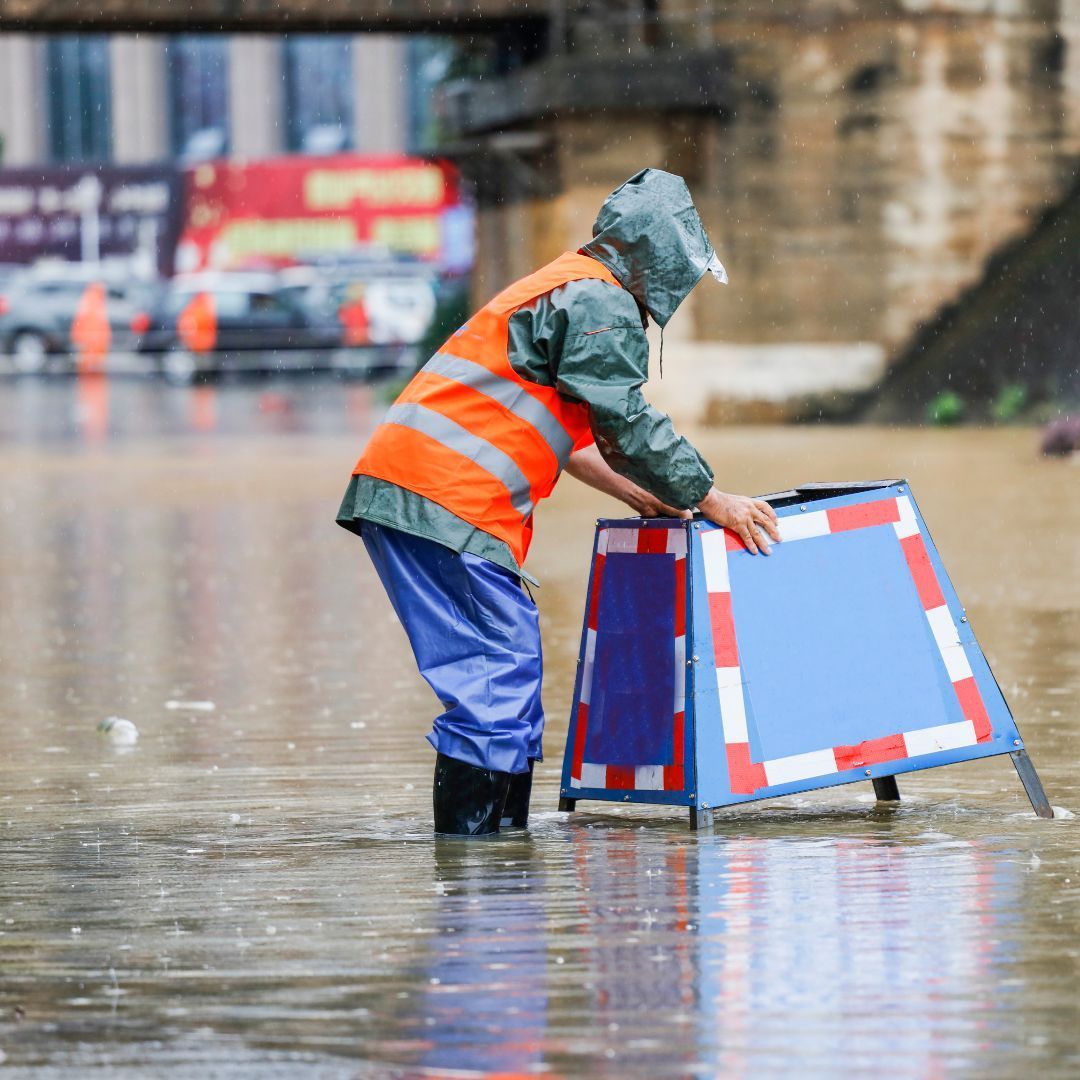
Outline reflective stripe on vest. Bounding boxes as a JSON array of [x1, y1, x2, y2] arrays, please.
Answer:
[[383, 402, 535, 518], [424, 351, 575, 466], [352, 251, 622, 565]]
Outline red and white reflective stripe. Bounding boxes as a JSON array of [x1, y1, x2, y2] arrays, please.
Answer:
[[571, 524, 687, 792], [704, 496, 993, 796]]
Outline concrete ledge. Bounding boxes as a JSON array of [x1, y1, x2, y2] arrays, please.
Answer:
[[645, 340, 887, 425], [440, 52, 734, 135]]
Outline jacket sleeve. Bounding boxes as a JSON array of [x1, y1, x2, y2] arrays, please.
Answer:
[[513, 279, 714, 509]]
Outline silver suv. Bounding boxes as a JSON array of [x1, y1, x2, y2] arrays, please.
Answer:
[[0, 265, 159, 374]]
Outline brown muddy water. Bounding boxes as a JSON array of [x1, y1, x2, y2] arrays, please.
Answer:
[[0, 377, 1077, 1078]]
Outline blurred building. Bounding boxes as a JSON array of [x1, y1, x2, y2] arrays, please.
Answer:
[[432, 1, 1080, 420], [0, 33, 415, 166]]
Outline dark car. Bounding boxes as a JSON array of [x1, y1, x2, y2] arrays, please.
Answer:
[[137, 273, 344, 383], [0, 266, 160, 374]]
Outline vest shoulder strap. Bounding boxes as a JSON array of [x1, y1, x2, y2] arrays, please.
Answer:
[[487, 252, 621, 315]]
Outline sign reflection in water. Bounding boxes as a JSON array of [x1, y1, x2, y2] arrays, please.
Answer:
[[564, 831, 1014, 1077]]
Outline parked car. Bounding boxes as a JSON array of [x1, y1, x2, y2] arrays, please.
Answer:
[[277, 264, 438, 347], [274, 265, 436, 379], [135, 272, 344, 383], [0, 265, 160, 373]]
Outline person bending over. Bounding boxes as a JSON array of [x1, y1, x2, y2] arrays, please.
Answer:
[[337, 168, 780, 835]]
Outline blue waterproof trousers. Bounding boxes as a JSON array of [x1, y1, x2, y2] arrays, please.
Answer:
[[361, 523, 544, 775]]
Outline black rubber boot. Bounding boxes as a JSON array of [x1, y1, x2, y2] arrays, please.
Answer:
[[433, 752, 512, 836], [500, 759, 535, 829]]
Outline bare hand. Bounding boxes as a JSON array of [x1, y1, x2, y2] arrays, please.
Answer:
[[621, 484, 693, 520], [697, 488, 781, 555]]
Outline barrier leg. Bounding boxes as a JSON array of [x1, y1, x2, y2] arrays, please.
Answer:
[[558, 797, 576, 812], [1011, 750, 1054, 819], [872, 775, 901, 802], [689, 806, 715, 830]]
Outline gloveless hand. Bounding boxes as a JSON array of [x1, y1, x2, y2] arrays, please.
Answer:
[[697, 487, 781, 555], [621, 483, 693, 520]]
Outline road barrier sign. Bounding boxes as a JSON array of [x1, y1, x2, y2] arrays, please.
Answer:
[[559, 480, 1053, 828]]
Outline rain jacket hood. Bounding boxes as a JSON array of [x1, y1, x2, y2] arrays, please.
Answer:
[[581, 168, 721, 328]]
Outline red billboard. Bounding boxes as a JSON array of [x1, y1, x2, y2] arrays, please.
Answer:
[[176, 154, 472, 274]]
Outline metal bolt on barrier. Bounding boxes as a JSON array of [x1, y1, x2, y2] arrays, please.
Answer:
[[800, 505, 808, 512], [865, 769, 872, 776]]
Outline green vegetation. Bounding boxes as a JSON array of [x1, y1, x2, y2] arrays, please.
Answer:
[[991, 383, 1028, 423], [927, 390, 966, 426]]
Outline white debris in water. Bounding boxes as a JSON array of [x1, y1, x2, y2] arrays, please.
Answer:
[[228, 813, 242, 825], [97, 717, 138, 746], [70, 926, 81, 935], [1051, 806, 1074, 819], [350, 721, 366, 729], [165, 700, 215, 711]]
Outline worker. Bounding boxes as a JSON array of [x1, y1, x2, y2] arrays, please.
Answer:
[[338, 283, 370, 347], [177, 290, 217, 356], [337, 169, 781, 835], [70, 281, 111, 374]]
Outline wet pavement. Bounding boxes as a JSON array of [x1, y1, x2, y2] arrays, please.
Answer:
[[0, 376, 1077, 1078]]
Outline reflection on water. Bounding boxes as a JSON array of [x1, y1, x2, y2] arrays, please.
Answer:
[[568, 831, 1019, 1079], [0, 371, 389, 444], [0, 378, 1077, 1077]]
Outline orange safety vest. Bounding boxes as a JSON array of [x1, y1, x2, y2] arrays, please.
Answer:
[[354, 251, 622, 565]]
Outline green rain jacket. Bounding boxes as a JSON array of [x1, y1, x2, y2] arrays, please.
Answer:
[[337, 168, 723, 581]]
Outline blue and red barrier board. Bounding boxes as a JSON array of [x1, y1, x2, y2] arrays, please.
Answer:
[[559, 480, 1052, 827]]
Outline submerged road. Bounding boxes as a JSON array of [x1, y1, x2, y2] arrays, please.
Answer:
[[0, 376, 1077, 1077]]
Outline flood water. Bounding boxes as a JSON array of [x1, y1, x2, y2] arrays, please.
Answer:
[[0, 376, 1077, 1078]]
